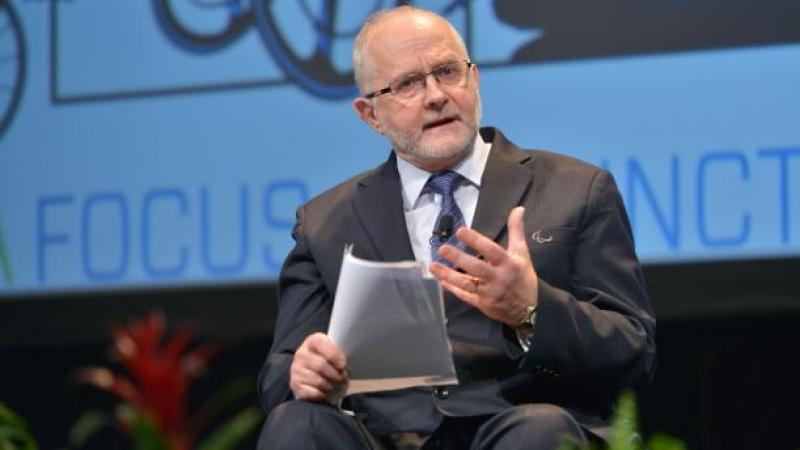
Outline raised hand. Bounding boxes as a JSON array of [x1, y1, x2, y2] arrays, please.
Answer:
[[429, 206, 539, 327]]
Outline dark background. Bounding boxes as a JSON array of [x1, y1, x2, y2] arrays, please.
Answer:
[[492, 0, 800, 63], [1, 257, 798, 449]]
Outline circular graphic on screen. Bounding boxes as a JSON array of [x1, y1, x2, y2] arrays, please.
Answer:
[[0, 0, 25, 139], [253, 0, 400, 99], [152, 0, 255, 53]]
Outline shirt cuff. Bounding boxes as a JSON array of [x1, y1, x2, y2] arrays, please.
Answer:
[[516, 327, 534, 352]]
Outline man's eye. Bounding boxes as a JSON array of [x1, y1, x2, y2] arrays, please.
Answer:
[[438, 66, 455, 76], [395, 76, 418, 91]]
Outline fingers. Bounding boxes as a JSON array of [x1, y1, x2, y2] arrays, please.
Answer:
[[430, 262, 481, 299], [440, 207, 530, 267], [506, 206, 529, 256], [438, 276, 480, 308], [431, 207, 538, 326], [433, 266, 508, 324], [290, 371, 334, 402], [306, 333, 346, 371], [291, 384, 327, 402], [290, 333, 348, 402], [437, 244, 494, 279], [453, 227, 509, 266], [303, 351, 346, 385]]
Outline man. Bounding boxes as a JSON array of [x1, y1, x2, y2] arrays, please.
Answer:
[[258, 6, 655, 450]]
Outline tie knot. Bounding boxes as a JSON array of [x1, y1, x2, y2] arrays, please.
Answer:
[[425, 170, 463, 197]]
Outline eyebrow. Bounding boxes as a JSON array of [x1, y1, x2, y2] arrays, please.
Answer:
[[394, 59, 462, 80]]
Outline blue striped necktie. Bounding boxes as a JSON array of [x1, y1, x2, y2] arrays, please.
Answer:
[[426, 170, 466, 267]]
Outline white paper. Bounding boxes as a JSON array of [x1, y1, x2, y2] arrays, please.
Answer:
[[328, 245, 458, 396]]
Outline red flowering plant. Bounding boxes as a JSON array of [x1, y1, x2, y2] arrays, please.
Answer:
[[70, 311, 261, 450]]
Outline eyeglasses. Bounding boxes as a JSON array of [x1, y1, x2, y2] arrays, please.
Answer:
[[364, 60, 474, 100]]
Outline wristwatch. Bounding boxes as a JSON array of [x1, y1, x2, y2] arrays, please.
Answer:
[[518, 304, 537, 330]]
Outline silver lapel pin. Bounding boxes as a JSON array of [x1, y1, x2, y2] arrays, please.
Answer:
[[531, 230, 553, 244]]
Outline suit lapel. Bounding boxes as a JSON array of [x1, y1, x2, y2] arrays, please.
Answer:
[[350, 128, 532, 261], [352, 153, 416, 262], [471, 128, 534, 244]]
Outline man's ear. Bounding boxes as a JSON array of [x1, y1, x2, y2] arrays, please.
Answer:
[[352, 97, 383, 134]]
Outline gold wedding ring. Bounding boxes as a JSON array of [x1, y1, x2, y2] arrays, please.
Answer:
[[469, 276, 481, 293]]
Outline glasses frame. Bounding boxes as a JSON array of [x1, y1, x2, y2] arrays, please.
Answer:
[[364, 60, 474, 100]]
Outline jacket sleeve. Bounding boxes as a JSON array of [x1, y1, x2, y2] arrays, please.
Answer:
[[257, 205, 333, 415], [520, 169, 656, 394]]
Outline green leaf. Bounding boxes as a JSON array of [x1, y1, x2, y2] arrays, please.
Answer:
[[0, 427, 38, 450], [68, 411, 111, 448], [648, 433, 687, 450], [0, 404, 25, 428], [195, 407, 262, 450], [115, 405, 170, 450], [608, 390, 642, 450], [0, 403, 38, 450]]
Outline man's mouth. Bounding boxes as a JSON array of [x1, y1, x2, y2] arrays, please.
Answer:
[[423, 117, 458, 130]]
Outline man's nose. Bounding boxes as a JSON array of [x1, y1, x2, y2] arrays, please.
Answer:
[[423, 74, 448, 109]]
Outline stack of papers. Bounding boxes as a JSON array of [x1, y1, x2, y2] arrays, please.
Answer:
[[328, 246, 458, 396]]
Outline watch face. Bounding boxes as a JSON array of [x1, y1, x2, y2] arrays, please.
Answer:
[[523, 305, 537, 327]]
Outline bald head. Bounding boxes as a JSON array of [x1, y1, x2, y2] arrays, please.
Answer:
[[352, 6, 469, 95], [350, 5, 481, 172]]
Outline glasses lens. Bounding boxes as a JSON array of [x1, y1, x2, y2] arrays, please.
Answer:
[[388, 62, 468, 99], [435, 62, 466, 85], [392, 73, 425, 98]]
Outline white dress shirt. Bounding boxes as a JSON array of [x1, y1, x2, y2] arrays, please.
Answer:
[[395, 135, 534, 350], [396, 135, 492, 267]]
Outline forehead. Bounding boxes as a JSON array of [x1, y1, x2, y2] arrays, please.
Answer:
[[364, 13, 466, 80]]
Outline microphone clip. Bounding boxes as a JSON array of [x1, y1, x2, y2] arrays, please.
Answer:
[[430, 215, 455, 244]]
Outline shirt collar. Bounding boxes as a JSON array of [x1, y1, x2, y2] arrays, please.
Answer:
[[396, 133, 492, 211]]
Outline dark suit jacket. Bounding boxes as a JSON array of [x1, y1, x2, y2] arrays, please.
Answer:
[[258, 127, 656, 437]]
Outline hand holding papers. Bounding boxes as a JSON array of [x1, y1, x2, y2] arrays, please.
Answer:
[[328, 246, 458, 397]]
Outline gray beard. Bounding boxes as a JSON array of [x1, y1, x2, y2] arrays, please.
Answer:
[[392, 127, 478, 165], [389, 98, 482, 167]]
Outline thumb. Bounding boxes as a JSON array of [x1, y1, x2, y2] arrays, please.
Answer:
[[507, 206, 529, 256]]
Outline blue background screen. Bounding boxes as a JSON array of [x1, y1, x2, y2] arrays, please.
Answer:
[[1, 0, 798, 295]]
